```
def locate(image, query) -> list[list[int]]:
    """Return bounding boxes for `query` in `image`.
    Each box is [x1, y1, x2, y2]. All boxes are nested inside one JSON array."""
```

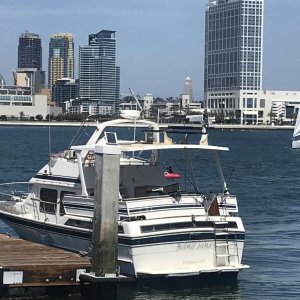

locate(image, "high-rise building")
[[18, 32, 45, 93], [18, 32, 42, 70], [204, 0, 264, 124], [52, 78, 79, 108], [79, 30, 120, 113], [48, 33, 74, 90]]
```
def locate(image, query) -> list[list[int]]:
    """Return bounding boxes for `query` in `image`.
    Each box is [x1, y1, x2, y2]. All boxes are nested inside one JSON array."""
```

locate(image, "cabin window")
[[65, 219, 92, 229], [59, 191, 76, 216], [39, 188, 58, 214], [140, 221, 238, 233], [118, 225, 124, 234]]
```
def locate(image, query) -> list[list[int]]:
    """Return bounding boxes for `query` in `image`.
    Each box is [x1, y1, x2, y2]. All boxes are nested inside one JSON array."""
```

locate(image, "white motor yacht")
[[0, 118, 249, 286]]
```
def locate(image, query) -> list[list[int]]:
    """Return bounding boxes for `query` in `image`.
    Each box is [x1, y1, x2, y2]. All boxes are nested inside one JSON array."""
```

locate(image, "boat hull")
[[136, 270, 239, 288], [0, 210, 247, 286], [292, 139, 300, 149]]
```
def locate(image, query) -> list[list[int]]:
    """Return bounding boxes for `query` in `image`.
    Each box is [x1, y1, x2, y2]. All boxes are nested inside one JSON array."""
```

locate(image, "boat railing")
[[0, 182, 31, 202]]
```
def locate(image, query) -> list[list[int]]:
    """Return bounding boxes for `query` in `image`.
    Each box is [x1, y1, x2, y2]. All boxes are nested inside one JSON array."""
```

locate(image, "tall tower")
[[204, 0, 264, 124], [182, 76, 193, 109], [48, 33, 74, 90], [183, 76, 193, 99], [18, 31, 42, 70], [79, 30, 120, 112], [17, 31, 45, 93]]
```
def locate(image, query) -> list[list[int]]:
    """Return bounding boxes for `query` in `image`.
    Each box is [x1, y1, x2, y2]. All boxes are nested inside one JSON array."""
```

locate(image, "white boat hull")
[[0, 210, 247, 281], [292, 139, 300, 149]]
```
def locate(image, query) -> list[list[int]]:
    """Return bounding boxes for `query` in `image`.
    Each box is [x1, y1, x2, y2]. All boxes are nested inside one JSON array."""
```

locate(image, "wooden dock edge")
[[0, 234, 90, 289]]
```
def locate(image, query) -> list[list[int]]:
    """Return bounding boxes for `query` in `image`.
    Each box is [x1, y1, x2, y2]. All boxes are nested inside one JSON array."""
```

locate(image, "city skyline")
[[0, 0, 299, 99]]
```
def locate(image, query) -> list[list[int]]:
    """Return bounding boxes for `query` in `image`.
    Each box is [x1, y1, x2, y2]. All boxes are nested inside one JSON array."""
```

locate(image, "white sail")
[[292, 111, 300, 148], [293, 111, 300, 138]]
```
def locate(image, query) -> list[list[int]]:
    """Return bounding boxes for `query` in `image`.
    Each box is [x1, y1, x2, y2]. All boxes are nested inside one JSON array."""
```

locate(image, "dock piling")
[[91, 144, 121, 277]]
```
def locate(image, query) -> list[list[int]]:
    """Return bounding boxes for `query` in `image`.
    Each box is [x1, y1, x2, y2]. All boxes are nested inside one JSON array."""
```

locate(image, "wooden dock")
[[0, 234, 91, 288]]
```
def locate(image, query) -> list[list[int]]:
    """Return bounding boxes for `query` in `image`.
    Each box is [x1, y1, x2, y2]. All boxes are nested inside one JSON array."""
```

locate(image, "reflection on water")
[[116, 283, 242, 300]]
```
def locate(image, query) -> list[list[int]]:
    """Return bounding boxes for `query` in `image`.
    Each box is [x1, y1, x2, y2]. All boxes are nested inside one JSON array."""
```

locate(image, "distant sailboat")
[[292, 111, 300, 149]]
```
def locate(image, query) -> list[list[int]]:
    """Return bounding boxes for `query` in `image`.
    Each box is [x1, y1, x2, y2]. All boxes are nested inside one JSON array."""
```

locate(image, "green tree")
[[215, 112, 225, 124], [35, 114, 43, 121], [267, 111, 276, 124], [19, 111, 25, 121]]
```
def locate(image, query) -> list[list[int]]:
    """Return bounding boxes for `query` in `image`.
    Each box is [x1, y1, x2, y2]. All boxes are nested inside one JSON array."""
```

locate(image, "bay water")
[[0, 125, 298, 299]]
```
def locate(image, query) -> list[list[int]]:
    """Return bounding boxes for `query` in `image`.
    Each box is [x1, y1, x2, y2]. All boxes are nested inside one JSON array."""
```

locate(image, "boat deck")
[[0, 234, 90, 287]]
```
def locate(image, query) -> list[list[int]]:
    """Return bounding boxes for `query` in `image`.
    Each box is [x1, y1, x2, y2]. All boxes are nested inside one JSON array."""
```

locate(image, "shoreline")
[[0, 121, 294, 131]]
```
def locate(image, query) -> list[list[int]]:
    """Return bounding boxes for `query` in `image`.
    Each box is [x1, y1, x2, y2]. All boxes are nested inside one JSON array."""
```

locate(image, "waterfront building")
[[204, 0, 264, 124], [79, 30, 120, 113], [13, 68, 45, 94], [18, 32, 45, 93], [258, 90, 300, 124], [48, 33, 74, 90], [0, 86, 61, 119], [52, 78, 78, 108], [143, 94, 154, 118], [65, 98, 112, 115]]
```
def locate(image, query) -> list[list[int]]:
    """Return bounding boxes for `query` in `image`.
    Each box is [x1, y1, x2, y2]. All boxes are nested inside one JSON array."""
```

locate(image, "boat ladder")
[[214, 221, 239, 267], [32, 198, 40, 220]]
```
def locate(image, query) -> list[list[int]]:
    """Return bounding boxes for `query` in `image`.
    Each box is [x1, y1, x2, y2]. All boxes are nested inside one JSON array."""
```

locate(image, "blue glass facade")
[[18, 32, 42, 70], [204, 0, 263, 92], [79, 30, 120, 113]]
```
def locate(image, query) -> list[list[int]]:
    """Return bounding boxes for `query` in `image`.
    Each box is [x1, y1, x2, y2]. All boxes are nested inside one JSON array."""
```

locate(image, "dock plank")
[[0, 234, 91, 287]]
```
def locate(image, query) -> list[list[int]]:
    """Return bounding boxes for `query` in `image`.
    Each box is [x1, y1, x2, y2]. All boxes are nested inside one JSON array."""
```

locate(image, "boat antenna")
[[226, 167, 235, 190], [129, 88, 143, 111], [130, 88, 145, 119], [184, 148, 199, 192], [68, 114, 94, 149], [47, 112, 52, 174]]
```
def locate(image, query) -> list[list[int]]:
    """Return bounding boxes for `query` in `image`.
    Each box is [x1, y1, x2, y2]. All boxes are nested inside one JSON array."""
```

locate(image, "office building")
[[18, 32, 45, 93], [204, 0, 264, 124], [18, 32, 42, 70], [52, 78, 79, 108], [79, 30, 120, 113], [48, 33, 74, 90]]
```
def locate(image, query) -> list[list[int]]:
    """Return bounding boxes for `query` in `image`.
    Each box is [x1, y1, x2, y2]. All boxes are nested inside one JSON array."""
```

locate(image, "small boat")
[[292, 110, 300, 149], [164, 171, 181, 179]]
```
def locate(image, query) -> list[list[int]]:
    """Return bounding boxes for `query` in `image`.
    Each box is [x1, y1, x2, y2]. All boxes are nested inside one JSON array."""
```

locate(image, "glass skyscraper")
[[18, 32, 42, 70], [204, 0, 264, 124], [79, 30, 120, 113], [48, 33, 74, 90], [17, 31, 45, 93]]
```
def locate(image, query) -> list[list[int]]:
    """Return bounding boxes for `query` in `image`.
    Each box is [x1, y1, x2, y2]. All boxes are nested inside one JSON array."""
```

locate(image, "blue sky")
[[0, 0, 299, 100]]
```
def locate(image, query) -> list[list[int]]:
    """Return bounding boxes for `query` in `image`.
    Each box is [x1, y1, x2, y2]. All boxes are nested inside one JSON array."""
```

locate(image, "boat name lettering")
[[177, 242, 212, 251]]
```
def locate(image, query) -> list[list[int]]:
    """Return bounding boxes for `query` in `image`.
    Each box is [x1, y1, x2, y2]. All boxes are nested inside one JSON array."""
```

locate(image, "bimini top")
[[70, 118, 229, 153]]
